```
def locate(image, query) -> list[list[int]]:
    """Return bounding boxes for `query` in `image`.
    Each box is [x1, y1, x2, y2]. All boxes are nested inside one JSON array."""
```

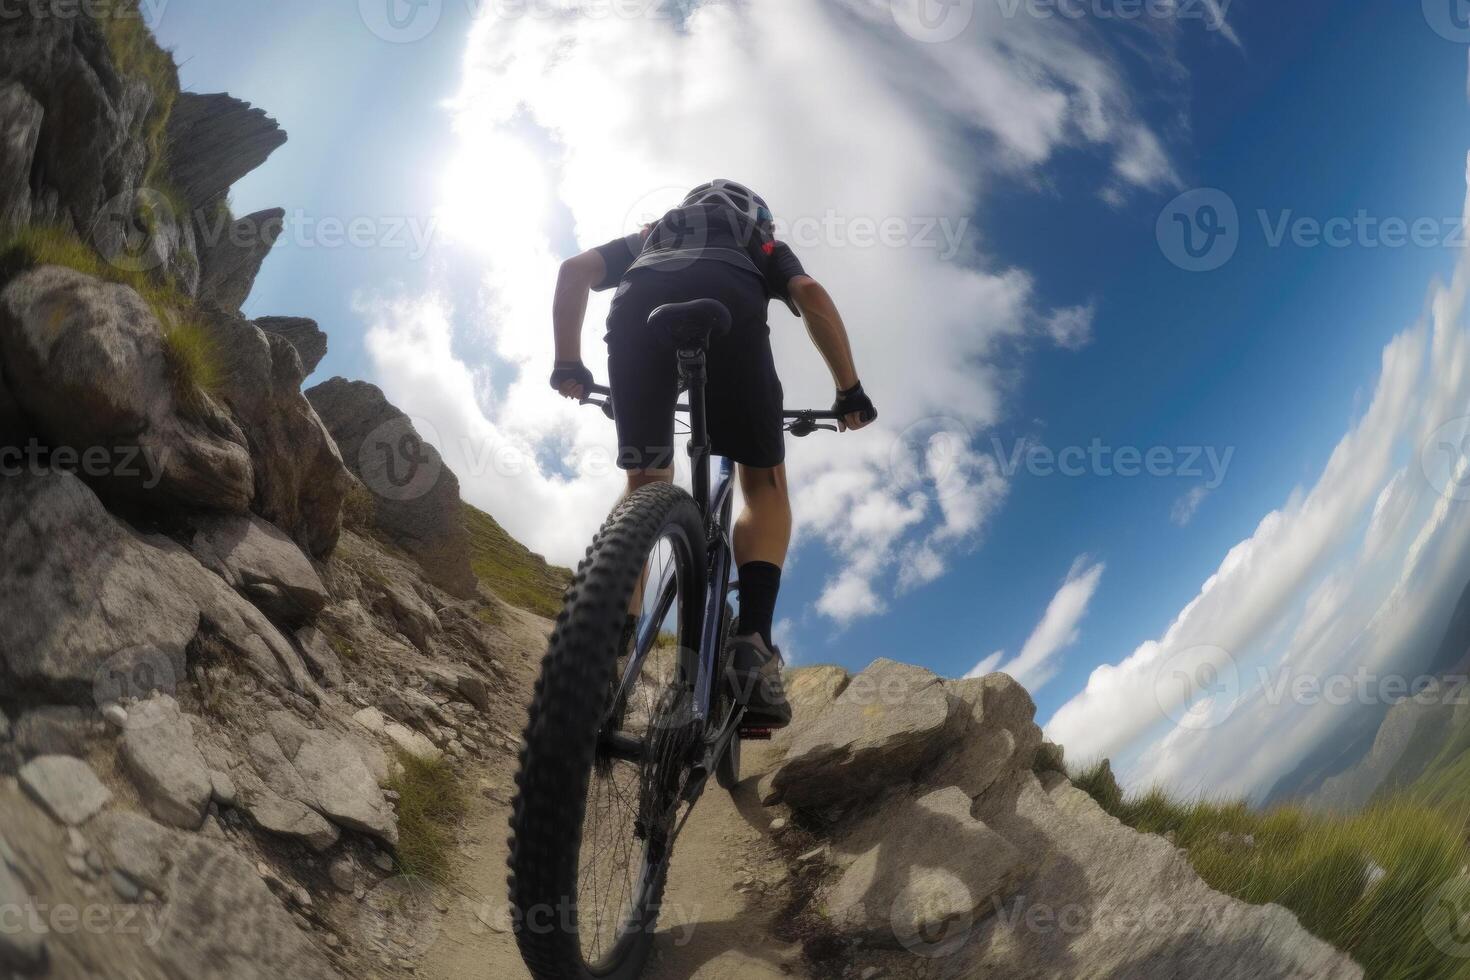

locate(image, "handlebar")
[[578, 384, 844, 436]]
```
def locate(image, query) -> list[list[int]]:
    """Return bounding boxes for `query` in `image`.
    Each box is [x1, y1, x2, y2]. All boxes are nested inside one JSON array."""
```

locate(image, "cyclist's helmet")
[[682, 179, 774, 234]]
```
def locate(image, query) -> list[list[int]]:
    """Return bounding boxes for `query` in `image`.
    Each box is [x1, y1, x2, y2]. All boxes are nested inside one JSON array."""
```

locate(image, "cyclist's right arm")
[[551, 230, 649, 400]]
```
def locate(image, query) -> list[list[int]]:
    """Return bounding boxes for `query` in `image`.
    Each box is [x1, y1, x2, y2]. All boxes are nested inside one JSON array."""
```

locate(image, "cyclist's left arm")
[[550, 230, 647, 400]]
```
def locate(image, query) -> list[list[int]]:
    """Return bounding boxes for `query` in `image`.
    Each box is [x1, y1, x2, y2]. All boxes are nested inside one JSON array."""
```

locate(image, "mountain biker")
[[548, 179, 876, 729]]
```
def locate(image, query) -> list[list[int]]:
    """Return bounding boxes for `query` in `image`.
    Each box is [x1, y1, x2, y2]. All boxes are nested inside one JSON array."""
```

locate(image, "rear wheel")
[[508, 483, 706, 980]]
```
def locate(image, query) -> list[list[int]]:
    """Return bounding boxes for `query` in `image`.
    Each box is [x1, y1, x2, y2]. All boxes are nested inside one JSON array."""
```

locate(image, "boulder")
[[0, 80, 42, 233], [258, 316, 327, 374], [0, 470, 316, 698], [234, 770, 340, 852], [384, 722, 441, 763], [18, 756, 111, 826], [201, 310, 349, 557], [96, 811, 343, 979], [11, 707, 88, 759], [825, 787, 1026, 950], [165, 93, 287, 211], [923, 673, 1042, 801], [307, 378, 478, 598], [0, 266, 255, 512], [766, 659, 962, 810], [296, 626, 346, 688], [244, 711, 397, 844], [188, 514, 328, 625], [194, 207, 285, 311], [119, 695, 213, 829]]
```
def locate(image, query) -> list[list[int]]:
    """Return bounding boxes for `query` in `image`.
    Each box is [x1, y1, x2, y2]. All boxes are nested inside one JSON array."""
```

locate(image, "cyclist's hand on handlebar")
[[550, 360, 596, 401], [833, 381, 877, 432]]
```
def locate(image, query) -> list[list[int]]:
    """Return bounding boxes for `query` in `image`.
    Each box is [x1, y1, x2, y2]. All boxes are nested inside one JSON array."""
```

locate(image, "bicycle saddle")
[[648, 298, 732, 350]]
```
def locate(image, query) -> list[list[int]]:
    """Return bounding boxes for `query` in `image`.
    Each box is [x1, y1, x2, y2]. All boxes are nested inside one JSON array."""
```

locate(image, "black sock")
[[738, 562, 782, 647]]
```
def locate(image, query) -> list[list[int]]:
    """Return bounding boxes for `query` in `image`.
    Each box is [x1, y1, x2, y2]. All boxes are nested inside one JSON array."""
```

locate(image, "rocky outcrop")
[[0, 266, 256, 512], [308, 378, 478, 598], [165, 92, 287, 210], [196, 206, 286, 311], [18, 756, 112, 827], [259, 315, 328, 374], [0, 81, 42, 231], [0, 471, 316, 697], [201, 309, 351, 557], [760, 659, 1363, 979], [119, 695, 213, 830], [189, 514, 329, 625]]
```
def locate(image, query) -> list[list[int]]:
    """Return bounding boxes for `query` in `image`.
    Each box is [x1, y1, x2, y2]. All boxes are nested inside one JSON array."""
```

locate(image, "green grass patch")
[[386, 750, 469, 883], [1070, 760, 1470, 978], [342, 478, 378, 531], [95, 0, 181, 190], [1, 224, 223, 407], [463, 502, 573, 618]]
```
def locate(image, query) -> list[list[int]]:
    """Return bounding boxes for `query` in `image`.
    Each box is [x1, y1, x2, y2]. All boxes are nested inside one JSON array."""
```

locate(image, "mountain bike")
[[508, 298, 841, 980]]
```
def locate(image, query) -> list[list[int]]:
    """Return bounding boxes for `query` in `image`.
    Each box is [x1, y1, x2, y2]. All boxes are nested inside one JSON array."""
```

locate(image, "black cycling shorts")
[[605, 261, 785, 471]]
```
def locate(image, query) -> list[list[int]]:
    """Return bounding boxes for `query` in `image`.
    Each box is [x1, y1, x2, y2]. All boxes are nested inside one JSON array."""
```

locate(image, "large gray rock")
[[11, 706, 88, 759], [0, 470, 317, 698], [96, 811, 342, 979], [245, 711, 397, 844], [119, 695, 213, 829], [195, 207, 285, 311], [258, 316, 327, 374], [18, 756, 111, 826], [307, 378, 478, 598], [766, 659, 962, 810], [165, 93, 287, 210], [296, 626, 346, 688], [0, 266, 255, 512], [924, 672, 1042, 801], [825, 787, 1026, 949], [233, 768, 340, 852], [0, 80, 42, 233], [202, 310, 350, 557], [952, 772, 1363, 979], [189, 514, 328, 625]]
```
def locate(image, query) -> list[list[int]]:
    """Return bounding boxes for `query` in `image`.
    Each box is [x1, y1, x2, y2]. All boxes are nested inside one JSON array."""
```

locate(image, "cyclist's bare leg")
[[734, 464, 791, 570]]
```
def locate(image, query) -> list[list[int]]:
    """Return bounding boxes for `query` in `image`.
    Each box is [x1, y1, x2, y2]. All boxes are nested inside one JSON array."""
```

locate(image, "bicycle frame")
[[584, 347, 841, 787]]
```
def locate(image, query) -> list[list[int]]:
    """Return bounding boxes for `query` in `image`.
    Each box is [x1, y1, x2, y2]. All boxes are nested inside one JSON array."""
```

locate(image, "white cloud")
[[357, 0, 1214, 619], [971, 557, 1106, 689], [1044, 154, 1470, 798], [1171, 486, 1210, 526]]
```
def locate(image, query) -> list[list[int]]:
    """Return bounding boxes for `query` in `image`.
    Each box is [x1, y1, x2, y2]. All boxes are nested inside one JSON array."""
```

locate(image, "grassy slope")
[[1072, 762, 1470, 979], [461, 502, 572, 619]]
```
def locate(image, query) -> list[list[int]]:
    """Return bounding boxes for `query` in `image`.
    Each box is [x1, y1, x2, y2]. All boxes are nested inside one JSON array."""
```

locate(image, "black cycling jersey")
[[592, 203, 807, 316]]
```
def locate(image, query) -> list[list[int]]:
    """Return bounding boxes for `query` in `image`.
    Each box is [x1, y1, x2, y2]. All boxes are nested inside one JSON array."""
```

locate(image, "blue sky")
[[157, 0, 1470, 797]]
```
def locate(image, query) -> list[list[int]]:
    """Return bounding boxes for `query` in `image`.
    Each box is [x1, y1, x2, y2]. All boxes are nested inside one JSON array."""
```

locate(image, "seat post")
[[678, 348, 712, 516]]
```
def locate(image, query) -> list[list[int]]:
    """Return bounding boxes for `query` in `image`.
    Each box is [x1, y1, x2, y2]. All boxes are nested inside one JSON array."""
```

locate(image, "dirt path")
[[421, 743, 805, 980]]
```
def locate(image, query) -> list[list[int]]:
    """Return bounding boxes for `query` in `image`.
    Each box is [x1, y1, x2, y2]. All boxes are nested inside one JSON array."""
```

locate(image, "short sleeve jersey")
[[591, 203, 807, 316]]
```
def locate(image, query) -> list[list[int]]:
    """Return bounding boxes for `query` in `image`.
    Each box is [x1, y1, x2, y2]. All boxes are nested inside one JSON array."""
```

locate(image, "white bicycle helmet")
[[682, 179, 774, 232]]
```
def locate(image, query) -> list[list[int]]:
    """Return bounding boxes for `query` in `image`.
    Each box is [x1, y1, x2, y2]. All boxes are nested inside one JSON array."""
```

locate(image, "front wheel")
[[508, 483, 706, 980]]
